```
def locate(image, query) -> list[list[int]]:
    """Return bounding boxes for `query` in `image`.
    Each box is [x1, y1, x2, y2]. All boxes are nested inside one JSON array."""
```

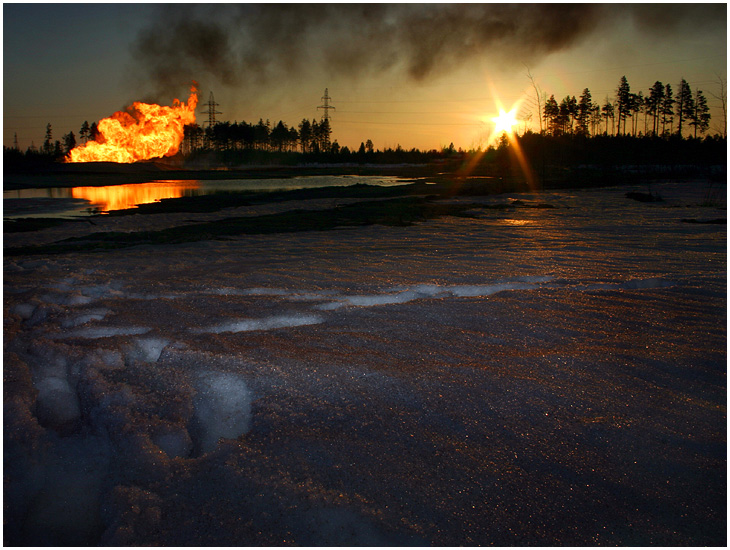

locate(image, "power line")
[[337, 120, 484, 126]]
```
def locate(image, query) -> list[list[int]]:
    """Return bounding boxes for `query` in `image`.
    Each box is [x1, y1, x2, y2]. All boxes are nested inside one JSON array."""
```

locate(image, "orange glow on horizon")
[[66, 85, 198, 164], [71, 181, 201, 212]]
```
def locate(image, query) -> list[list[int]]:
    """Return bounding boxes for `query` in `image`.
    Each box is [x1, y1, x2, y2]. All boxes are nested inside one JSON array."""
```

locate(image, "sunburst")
[[492, 108, 519, 135]]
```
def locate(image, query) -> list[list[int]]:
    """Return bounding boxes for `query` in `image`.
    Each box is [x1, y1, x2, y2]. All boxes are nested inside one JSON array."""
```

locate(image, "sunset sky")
[[4, 3, 727, 152]]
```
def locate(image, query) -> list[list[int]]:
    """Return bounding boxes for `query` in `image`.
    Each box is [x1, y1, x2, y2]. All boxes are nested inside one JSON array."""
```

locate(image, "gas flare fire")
[[66, 85, 198, 163]]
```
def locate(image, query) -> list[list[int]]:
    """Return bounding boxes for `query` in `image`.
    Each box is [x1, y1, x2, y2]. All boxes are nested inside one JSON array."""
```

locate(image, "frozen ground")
[[3, 181, 726, 545]]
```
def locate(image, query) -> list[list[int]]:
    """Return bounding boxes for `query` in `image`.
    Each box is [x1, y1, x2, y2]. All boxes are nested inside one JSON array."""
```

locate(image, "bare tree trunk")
[[708, 74, 727, 138], [526, 67, 543, 134]]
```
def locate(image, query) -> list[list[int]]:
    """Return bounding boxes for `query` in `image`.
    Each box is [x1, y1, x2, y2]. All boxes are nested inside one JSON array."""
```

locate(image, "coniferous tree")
[[543, 95, 559, 134], [616, 76, 631, 135], [254, 119, 270, 150], [270, 120, 289, 152], [630, 92, 643, 136], [89, 122, 101, 142], [319, 118, 332, 150], [676, 79, 694, 137], [590, 104, 602, 135], [62, 131, 76, 154], [298, 119, 312, 153], [647, 81, 665, 135], [660, 83, 674, 136], [42, 123, 53, 154], [79, 121, 90, 143], [690, 89, 711, 137], [602, 98, 615, 135], [557, 97, 571, 134], [577, 88, 592, 135], [288, 127, 299, 152]]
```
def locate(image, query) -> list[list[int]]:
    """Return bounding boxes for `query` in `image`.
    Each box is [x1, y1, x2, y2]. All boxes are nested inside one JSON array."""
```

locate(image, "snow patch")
[[11, 303, 37, 320], [448, 282, 536, 297], [41, 292, 95, 306], [60, 308, 111, 328], [190, 372, 254, 455], [318, 279, 554, 309], [56, 326, 151, 339], [34, 376, 81, 434], [201, 314, 324, 334], [124, 337, 170, 364]]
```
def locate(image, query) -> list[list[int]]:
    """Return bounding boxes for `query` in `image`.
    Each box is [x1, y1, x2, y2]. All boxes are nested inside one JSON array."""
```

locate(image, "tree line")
[[182, 117, 335, 154], [4, 73, 725, 168], [539, 75, 715, 138]]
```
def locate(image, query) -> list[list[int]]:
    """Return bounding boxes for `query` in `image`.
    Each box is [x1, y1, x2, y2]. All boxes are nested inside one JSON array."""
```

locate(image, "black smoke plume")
[[131, 3, 726, 99]]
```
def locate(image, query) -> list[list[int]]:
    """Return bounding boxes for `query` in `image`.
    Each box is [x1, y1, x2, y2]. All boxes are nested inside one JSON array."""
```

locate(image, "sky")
[[3, 3, 727, 152]]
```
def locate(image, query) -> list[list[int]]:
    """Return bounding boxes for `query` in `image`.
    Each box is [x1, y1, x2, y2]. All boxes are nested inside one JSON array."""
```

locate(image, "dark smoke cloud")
[[131, 3, 725, 99]]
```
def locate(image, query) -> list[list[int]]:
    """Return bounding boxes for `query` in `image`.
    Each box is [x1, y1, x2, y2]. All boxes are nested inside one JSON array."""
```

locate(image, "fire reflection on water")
[[71, 180, 201, 213]]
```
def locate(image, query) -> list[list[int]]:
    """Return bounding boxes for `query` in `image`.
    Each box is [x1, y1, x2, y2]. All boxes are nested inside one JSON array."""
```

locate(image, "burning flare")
[[66, 85, 198, 163]]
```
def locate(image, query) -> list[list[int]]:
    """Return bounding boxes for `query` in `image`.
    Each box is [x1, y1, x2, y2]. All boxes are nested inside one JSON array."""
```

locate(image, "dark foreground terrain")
[[3, 179, 726, 545]]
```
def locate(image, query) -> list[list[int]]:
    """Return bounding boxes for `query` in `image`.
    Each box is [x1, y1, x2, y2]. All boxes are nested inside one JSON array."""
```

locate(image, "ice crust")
[[56, 326, 151, 339], [201, 314, 324, 334], [4, 181, 724, 546], [124, 337, 169, 363], [190, 372, 254, 455]]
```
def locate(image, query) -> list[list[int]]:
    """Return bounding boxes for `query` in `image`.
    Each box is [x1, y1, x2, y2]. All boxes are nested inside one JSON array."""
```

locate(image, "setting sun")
[[492, 108, 518, 135]]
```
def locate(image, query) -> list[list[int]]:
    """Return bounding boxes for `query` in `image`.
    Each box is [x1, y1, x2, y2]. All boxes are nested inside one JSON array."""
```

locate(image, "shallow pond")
[[3, 175, 411, 218]]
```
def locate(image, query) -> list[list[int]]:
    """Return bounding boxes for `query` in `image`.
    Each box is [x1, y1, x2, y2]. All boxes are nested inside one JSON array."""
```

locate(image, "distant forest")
[[5, 75, 727, 181]]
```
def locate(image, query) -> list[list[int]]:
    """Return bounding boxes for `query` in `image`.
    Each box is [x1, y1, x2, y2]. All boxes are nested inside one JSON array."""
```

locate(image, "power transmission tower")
[[317, 88, 335, 149], [13, 132, 18, 150], [201, 91, 221, 149], [202, 92, 221, 127]]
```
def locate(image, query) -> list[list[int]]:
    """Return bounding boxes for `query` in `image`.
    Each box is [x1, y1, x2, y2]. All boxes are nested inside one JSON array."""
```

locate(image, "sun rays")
[[492, 107, 519, 135]]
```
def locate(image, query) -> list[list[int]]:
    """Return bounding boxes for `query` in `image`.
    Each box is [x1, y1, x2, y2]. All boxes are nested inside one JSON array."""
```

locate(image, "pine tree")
[[616, 76, 631, 135], [42, 123, 53, 154], [577, 89, 592, 135], [89, 122, 101, 142], [62, 131, 76, 154], [647, 81, 665, 135], [676, 79, 694, 137], [660, 84, 674, 136], [630, 92, 643, 136], [557, 97, 572, 134], [590, 104, 602, 136], [298, 119, 312, 153], [691, 89, 711, 137], [543, 95, 559, 134], [602, 98, 615, 136], [79, 121, 90, 143]]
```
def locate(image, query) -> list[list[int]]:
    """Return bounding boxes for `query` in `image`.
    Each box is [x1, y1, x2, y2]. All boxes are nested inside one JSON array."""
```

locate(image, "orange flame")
[[66, 85, 198, 163]]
